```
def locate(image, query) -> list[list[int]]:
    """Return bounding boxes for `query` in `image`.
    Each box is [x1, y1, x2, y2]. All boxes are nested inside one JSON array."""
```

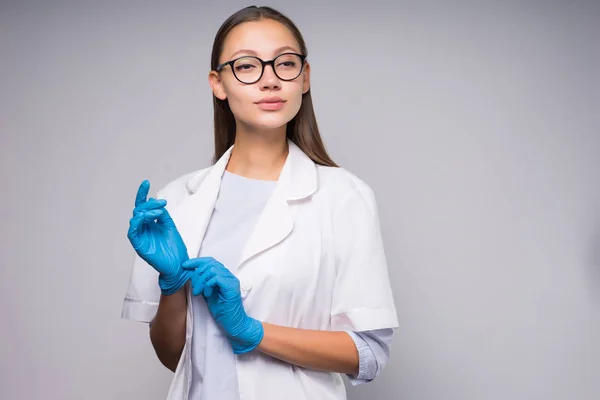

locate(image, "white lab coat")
[[122, 140, 399, 400]]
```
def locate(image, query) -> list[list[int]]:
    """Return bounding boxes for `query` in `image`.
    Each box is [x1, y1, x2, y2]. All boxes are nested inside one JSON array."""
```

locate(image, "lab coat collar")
[[184, 139, 318, 201], [176, 138, 318, 271]]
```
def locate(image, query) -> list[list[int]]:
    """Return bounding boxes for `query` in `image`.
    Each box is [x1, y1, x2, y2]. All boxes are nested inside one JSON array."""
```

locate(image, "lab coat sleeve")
[[121, 253, 160, 323], [330, 185, 399, 332]]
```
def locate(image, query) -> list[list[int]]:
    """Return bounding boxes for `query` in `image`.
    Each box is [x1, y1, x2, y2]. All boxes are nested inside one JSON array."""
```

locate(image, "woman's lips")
[[256, 101, 285, 111], [255, 97, 286, 111]]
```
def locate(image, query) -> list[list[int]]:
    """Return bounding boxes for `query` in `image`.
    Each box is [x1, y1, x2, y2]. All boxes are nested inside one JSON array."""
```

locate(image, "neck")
[[225, 124, 289, 181]]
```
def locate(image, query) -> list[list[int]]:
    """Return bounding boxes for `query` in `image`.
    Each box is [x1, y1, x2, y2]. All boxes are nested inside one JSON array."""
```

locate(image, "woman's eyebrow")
[[228, 46, 300, 60]]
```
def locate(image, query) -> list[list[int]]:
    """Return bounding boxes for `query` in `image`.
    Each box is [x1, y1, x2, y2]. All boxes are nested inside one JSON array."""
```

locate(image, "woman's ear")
[[302, 62, 311, 94], [208, 71, 227, 100]]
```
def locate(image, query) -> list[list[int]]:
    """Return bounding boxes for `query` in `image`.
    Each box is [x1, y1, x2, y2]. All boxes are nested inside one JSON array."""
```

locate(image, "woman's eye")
[[277, 61, 296, 68], [235, 64, 256, 71]]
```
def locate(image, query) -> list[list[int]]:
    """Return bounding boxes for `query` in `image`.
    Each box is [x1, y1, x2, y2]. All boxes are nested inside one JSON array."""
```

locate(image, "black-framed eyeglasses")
[[216, 52, 307, 84]]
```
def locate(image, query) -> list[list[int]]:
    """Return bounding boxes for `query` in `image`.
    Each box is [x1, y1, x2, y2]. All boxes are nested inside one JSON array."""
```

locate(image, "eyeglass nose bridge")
[[258, 58, 278, 80]]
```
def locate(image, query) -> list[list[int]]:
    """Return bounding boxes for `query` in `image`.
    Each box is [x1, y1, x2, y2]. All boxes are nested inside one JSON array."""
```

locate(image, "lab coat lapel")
[[237, 187, 293, 268], [170, 148, 233, 259], [237, 141, 318, 269]]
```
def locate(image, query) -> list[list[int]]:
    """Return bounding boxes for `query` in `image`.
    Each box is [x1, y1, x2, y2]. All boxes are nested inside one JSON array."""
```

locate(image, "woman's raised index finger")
[[135, 180, 150, 207]]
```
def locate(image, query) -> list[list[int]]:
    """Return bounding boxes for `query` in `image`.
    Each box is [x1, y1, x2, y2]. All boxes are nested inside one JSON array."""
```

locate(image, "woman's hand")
[[182, 257, 264, 354], [127, 180, 192, 295]]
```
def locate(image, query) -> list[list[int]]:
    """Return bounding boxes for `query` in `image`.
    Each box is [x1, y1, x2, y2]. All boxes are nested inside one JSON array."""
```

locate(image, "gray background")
[[1, 1, 599, 399]]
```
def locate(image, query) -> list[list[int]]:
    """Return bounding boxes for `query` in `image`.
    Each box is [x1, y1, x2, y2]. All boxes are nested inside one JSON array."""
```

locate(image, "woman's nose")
[[259, 64, 281, 90]]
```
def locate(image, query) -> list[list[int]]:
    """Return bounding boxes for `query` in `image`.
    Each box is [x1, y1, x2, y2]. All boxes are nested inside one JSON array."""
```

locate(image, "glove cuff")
[[159, 269, 193, 296], [231, 318, 264, 355]]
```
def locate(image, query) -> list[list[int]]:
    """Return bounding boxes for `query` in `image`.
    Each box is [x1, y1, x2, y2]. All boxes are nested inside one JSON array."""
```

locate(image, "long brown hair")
[[210, 6, 338, 167]]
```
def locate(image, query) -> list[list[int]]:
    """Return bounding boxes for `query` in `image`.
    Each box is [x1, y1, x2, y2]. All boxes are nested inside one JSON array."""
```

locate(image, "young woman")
[[123, 6, 398, 400]]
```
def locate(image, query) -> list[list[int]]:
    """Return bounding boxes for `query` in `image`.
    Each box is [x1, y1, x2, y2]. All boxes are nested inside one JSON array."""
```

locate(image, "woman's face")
[[209, 19, 310, 132]]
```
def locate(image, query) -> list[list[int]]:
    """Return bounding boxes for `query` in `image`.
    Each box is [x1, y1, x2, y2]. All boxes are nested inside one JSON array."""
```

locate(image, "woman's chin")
[[248, 114, 294, 131]]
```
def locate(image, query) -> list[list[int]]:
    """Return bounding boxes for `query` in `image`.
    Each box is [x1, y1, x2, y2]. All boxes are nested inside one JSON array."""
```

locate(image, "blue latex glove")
[[182, 257, 264, 354], [127, 180, 193, 295]]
